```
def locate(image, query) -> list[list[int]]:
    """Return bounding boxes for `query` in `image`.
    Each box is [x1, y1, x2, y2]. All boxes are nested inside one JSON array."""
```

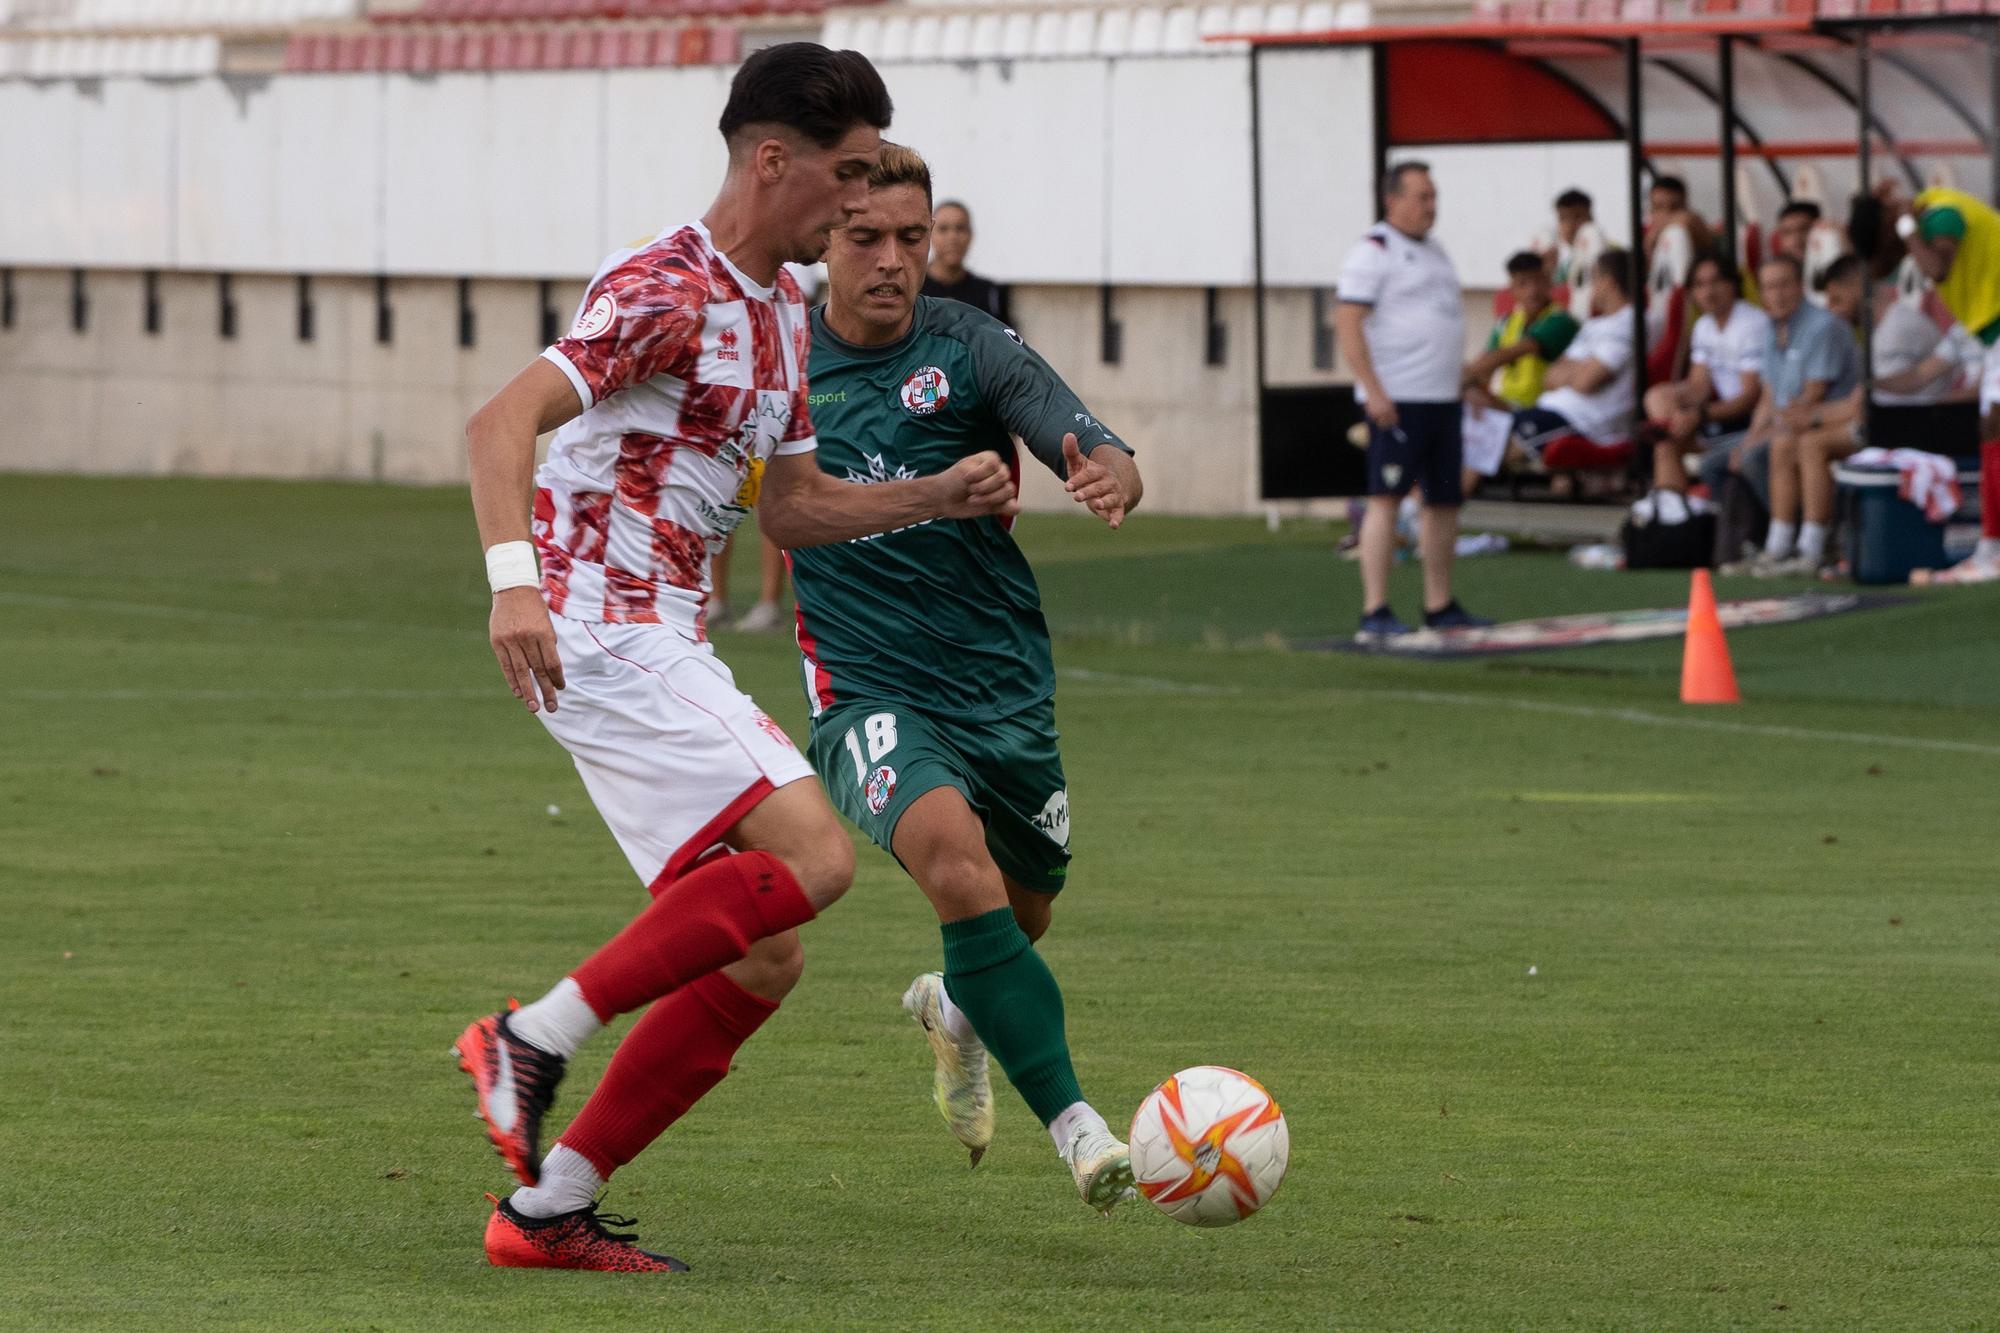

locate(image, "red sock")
[[1981, 441, 1999, 541], [558, 970, 780, 1176], [571, 850, 813, 1020]]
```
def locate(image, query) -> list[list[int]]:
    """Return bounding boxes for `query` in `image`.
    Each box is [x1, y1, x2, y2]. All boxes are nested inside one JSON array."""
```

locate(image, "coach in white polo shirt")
[[1336, 161, 1490, 641]]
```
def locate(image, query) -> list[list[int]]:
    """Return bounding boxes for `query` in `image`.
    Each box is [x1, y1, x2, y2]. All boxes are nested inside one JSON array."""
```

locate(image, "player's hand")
[[938, 450, 1020, 521], [1669, 407, 1700, 437], [490, 586, 565, 714], [1062, 434, 1132, 530], [1365, 397, 1400, 430]]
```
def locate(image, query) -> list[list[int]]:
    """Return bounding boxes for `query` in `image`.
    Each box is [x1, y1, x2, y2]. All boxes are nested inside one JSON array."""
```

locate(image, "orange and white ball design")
[[1130, 1065, 1289, 1227]]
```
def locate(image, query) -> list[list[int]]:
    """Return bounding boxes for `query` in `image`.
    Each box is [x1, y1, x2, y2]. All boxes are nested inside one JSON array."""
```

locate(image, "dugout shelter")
[[1243, 0, 2000, 499]]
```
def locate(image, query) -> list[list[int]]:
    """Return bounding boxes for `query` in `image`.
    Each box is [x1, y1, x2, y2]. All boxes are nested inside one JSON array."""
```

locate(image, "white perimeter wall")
[[0, 51, 1379, 284]]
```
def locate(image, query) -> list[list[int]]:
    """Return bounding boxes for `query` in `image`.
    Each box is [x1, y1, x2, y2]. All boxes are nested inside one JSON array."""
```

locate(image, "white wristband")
[[485, 540, 539, 594]]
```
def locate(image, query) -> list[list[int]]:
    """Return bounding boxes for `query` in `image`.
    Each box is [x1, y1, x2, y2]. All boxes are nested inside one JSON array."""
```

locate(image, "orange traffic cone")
[[1680, 569, 1741, 705]]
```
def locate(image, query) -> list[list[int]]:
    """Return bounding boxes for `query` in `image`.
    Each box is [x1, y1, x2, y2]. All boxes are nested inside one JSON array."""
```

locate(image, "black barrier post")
[[1719, 34, 1737, 265], [1626, 38, 1649, 402]]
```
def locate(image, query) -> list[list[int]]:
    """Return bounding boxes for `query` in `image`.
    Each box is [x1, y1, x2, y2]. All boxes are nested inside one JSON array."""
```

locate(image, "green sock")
[[940, 907, 1085, 1127]]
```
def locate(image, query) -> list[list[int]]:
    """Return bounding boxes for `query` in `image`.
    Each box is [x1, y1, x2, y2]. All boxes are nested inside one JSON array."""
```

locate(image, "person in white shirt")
[[1512, 250, 1639, 460], [1334, 162, 1489, 641], [1547, 188, 1607, 324], [1648, 254, 1770, 493]]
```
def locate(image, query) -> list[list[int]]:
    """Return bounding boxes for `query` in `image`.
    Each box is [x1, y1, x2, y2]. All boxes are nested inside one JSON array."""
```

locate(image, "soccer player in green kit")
[[789, 145, 1145, 1212]]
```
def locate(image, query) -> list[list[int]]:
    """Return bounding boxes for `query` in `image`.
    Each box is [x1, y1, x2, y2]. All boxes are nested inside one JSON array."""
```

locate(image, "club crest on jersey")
[[571, 292, 618, 340], [717, 327, 740, 362], [1034, 789, 1070, 849], [865, 765, 898, 815], [899, 366, 950, 417]]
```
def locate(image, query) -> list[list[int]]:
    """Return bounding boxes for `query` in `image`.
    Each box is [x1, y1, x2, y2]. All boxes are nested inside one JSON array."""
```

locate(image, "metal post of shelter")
[[1856, 25, 1874, 397], [1249, 44, 1268, 439], [1988, 23, 2000, 207], [1718, 34, 1737, 265], [1625, 37, 1649, 401]]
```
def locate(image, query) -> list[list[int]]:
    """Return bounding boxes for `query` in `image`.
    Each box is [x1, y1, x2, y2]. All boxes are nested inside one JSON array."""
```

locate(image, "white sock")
[[1798, 521, 1829, 563], [1048, 1101, 1107, 1153], [507, 1144, 603, 1219], [1763, 520, 1798, 559], [507, 977, 602, 1061], [1975, 536, 2000, 563], [935, 983, 980, 1047]]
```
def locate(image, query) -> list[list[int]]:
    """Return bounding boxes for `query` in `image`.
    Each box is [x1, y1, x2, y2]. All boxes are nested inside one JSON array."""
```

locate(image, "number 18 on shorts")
[[807, 700, 1075, 895]]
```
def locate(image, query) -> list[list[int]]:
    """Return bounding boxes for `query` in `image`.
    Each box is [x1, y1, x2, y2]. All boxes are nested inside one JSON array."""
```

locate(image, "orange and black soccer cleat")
[[453, 1004, 566, 1185], [483, 1195, 690, 1273]]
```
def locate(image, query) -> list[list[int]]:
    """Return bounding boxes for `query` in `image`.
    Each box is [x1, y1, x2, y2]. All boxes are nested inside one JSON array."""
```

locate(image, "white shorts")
[[537, 616, 816, 889], [1980, 338, 2000, 419]]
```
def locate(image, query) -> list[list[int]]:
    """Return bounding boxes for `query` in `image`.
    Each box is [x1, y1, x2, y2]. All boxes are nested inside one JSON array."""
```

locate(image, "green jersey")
[[791, 296, 1128, 723]]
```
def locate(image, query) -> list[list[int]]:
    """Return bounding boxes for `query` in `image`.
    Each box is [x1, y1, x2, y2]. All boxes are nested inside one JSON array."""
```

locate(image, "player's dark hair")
[[1690, 254, 1739, 289], [1779, 200, 1822, 224], [935, 198, 971, 223], [1652, 174, 1688, 201], [1594, 248, 1635, 299], [1384, 160, 1430, 199], [1505, 250, 1545, 277], [1818, 252, 1864, 291], [1759, 252, 1805, 283], [1555, 188, 1592, 212], [718, 43, 892, 149]]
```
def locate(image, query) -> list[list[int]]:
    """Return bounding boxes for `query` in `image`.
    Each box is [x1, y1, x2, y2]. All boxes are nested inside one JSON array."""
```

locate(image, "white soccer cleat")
[[1060, 1123, 1136, 1217], [733, 601, 783, 632], [901, 972, 994, 1167]]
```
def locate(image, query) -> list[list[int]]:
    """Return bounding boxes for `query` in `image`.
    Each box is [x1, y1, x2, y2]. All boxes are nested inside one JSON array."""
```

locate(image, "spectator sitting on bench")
[[1648, 254, 1770, 496], [1702, 254, 1862, 530], [1511, 249, 1638, 468], [1753, 258, 1978, 575], [1772, 199, 1821, 262], [1467, 252, 1581, 414]]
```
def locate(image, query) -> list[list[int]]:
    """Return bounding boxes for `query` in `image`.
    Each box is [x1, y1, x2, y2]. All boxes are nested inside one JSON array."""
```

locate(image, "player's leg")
[[1763, 430, 1802, 561], [1358, 414, 1411, 636], [1795, 427, 1859, 567], [458, 625, 837, 1189], [893, 787, 1132, 1211], [1416, 404, 1487, 628]]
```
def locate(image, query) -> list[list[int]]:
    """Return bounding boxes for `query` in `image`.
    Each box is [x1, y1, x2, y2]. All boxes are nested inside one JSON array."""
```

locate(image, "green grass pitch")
[[4, 474, 1998, 1330]]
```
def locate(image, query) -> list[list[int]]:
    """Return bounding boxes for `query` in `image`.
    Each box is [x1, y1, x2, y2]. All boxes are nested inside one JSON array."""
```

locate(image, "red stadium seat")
[[676, 23, 710, 62], [603, 26, 648, 65], [435, 30, 474, 69], [708, 21, 741, 60], [562, 28, 604, 67], [643, 24, 680, 63], [333, 33, 371, 71], [381, 32, 418, 69]]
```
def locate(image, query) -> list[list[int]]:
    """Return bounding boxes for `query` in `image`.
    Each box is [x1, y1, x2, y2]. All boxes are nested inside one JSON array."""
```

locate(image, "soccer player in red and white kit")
[[454, 44, 1020, 1273]]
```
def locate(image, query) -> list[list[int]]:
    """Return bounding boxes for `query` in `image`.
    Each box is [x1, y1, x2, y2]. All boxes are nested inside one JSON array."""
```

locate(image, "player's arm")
[[967, 319, 1143, 528], [1901, 208, 1960, 283], [1707, 367, 1760, 423], [758, 449, 1020, 549], [1334, 301, 1394, 428], [466, 357, 584, 715], [1462, 338, 1539, 385], [1543, 354, 1612, 393]]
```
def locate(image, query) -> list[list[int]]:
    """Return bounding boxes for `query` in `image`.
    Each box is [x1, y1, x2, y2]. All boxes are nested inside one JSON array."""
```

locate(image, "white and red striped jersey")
[[532, 220, 816, 635]]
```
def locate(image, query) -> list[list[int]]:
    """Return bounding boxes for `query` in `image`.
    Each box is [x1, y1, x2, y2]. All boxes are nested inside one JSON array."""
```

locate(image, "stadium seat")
[[673, 22, 707, 62], [1540, 433, 1633, 473], [1300, 0, 1335, 28], [1333, 0, 1367, 23], [1159, 5, 1196, 50], [845, 13, 880, 52], [1028, 10, 1063, 54], [1094, 7, 1132, 53], [876, 14, 909, 59], [906, 15, 940, 58], [936, 13, 971, 57], [1196, 4, 1238, 46], [819, 12, 856, 48], [966, 12, 1000, 56], [1264, 2, 1301, 32], [1228, 3, 1265, 35], [1059, 8, 1095, 53], [709, 22, 739, 62], [998, 11, 1031, 56]]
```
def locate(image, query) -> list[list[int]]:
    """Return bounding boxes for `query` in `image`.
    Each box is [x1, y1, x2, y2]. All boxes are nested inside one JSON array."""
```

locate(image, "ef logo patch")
[[899, 366, 950, 417]]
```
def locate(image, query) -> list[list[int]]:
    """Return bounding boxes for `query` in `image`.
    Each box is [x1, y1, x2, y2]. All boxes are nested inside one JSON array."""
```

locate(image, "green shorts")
[[808, 698, 1073, 893]]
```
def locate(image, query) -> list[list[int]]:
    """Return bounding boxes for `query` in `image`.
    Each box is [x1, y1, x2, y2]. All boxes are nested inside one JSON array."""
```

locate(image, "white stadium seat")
[[1094, 8, 1132, 55], [1229, 3, 1266, 35], [907, 15, 941, 58], [1265, 1, 1300, 31], [1159, 6, 1197, 52], [937, 14, 972, 57], [1029, 10, 1064, 55], [1060, 9, 1097, 55], [968, 12, 1003, 57], [820, 14, 857, 50], [876, 15, 911, 60], [1301, 1, 1336, 28], [1197, 4, 1240, 48], [845, 15, 882, 55], [998, 11, 1032, 57], [1334, 0, 1370, 26]]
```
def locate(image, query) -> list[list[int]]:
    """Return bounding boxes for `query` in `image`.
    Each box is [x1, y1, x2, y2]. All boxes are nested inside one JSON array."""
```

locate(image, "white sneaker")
[[1060, 1123, 1135, 1216], [1930, 554, 2000, 585], [900, 973, 994, 1167], [1755, 553, 1819, 578], [734, 601, 783, 633]]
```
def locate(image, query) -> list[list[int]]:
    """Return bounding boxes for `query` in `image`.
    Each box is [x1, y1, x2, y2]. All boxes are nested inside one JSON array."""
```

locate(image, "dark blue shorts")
[[1366, 400, 1464, 505]]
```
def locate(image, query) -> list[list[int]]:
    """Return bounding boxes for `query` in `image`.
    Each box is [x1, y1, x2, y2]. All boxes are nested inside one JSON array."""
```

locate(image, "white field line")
[[1056, 669, 2000, 759]]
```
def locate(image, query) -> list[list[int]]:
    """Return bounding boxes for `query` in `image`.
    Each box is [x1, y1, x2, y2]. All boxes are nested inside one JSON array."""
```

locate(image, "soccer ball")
[[1129, 1065, 1289, 1227]]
